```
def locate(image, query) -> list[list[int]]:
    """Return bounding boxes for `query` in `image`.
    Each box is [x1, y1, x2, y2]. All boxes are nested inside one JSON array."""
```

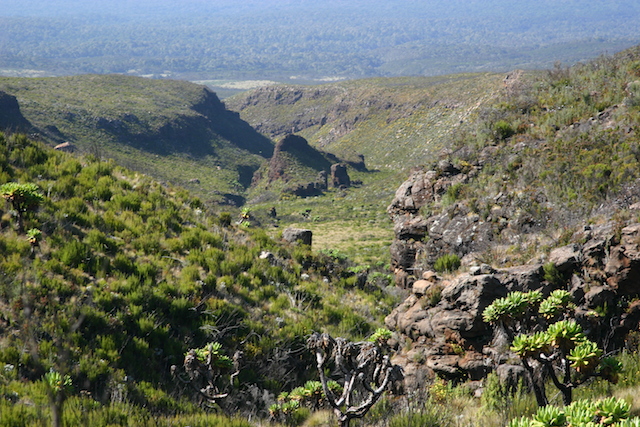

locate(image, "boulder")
[[549, 244, 582, 272], [426, 354, 461, 378], [412, 280, 432, 296], [282, 228, 312, 246], [54, 142, 77, 153]]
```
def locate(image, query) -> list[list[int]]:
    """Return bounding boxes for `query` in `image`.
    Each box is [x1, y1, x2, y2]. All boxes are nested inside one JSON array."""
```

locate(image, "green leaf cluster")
[[482, 291, 542, 324], [509, 397, 634, 427]]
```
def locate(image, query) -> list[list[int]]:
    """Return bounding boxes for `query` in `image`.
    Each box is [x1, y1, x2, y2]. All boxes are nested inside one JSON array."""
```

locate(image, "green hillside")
[[226, 73, 505, 171], [4, 45, 640, 426], [0, 75, 273, 203], [0, 134, 398, 425]]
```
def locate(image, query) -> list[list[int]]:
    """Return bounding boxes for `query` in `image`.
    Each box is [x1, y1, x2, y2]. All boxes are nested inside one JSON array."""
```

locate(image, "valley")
[[3, 39, 640, 426]]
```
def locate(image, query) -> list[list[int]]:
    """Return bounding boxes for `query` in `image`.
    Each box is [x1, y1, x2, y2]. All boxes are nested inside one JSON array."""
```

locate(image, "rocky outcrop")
[[0, 91, 31, 131], [330, 163, 350, 188], [386, 222, 640, 391], [387, 158, 556, 288], [267, 134, 333, 184], [261, 134, 357, 198], [387, 164, 486, 287]]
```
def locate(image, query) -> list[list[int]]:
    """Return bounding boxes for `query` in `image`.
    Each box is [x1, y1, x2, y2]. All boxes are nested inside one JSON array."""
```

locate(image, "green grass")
[[0, 132, 401, 426]]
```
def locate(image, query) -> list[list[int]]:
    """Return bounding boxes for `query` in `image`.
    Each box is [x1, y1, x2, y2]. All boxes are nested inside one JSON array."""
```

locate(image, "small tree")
[[306, 329, 403, 427], [0, 182, 44, 232], [484, 290, 622, 407], [43, 369, 73, 427], [171, 342, 241, 410]]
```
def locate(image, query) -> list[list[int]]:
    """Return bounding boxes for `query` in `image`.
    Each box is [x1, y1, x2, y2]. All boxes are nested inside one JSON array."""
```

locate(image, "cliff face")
[[386, 221, 640, 391], [0, 91, 31, 131], [387, 163, 494, 287]]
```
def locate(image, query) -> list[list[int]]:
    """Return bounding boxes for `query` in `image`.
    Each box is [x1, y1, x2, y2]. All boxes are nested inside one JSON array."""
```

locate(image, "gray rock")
[[282, 228, 312, 246], [549, 244, 582, 272]]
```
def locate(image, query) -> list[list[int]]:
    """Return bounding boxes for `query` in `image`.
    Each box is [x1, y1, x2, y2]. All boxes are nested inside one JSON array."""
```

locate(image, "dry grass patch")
[[287, 220, 393, 265]]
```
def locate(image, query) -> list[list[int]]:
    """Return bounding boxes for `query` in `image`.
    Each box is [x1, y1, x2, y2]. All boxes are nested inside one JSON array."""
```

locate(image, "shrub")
[[543, 262, 565, 286], [433, 254, 461, 273], [57, 240, 91, 269], [494, 120, 515, 140]]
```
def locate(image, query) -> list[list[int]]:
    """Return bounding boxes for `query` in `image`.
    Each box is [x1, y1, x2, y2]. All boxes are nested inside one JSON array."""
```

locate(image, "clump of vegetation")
[[508, 397, 636, 427], [0, 181, 44, 232], [484, 291, 622, 407], [433, 254, 461, 273]]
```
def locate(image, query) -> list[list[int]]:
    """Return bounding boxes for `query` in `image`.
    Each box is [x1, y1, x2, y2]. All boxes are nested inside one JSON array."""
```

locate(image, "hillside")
[[0, 75, 272, 204], [5, 43, 640, 426], [226, 73, 506, 171], [229, 46, 640, 273], [0, 133, 398, 425]]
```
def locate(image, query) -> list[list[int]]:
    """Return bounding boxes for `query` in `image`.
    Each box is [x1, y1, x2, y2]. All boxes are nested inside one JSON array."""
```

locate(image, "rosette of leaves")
[[546, 320, 585, 352], [483, 291, 542, 325], [539, 290, 574, 320], [511, 332, 551, 358], [193, 342, 233, 369], [564, 399, 596, 426], [567, 340, 602, 374], [508, 416, 533, 427], [269, 399, 301, 420], [0, 182, 45, 231], [593, 396, 630, 425], [44, 369, 73, 394], [531, 405, 566, 427], [0, 182, 44, 212], [368, 328, 392, 345], [512, 398, 638, 427], [26, 228, 42, 246]]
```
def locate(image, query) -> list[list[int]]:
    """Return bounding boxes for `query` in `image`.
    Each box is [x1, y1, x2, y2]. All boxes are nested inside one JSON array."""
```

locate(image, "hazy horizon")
[[2, 0, 640, 81]]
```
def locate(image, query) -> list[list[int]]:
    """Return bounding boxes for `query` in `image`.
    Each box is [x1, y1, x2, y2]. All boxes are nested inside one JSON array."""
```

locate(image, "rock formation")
[[330, 163, 351, 188], [386, 221, 640, 391], [282, 227, 313, 246], [0, 91, 31, 131]]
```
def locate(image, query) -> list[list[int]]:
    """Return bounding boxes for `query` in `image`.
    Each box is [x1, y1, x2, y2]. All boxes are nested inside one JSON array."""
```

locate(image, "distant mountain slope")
[[226, 73, 505, 171], [0, 75, 273, 202]]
